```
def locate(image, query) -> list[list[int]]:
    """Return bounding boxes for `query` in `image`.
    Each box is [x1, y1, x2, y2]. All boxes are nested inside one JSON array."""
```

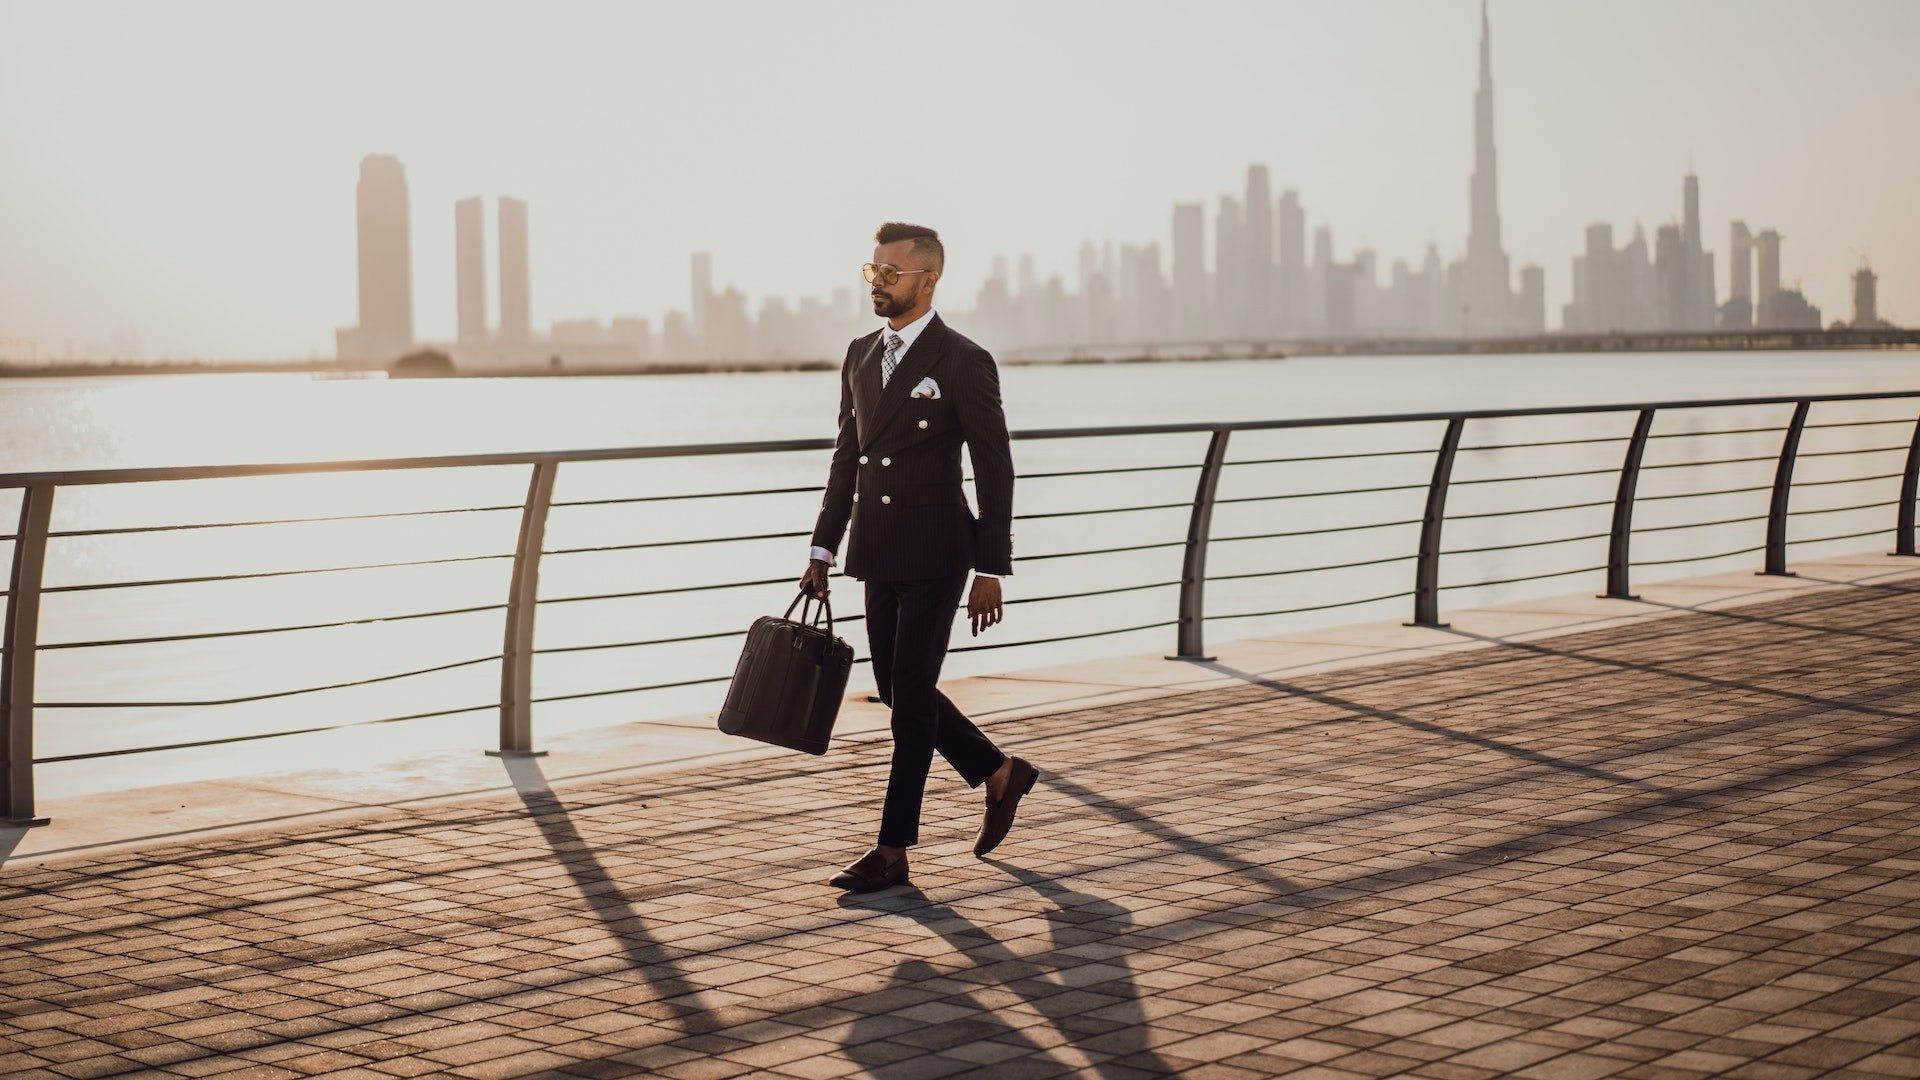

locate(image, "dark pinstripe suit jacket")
[[809, 313, 1014, 583]]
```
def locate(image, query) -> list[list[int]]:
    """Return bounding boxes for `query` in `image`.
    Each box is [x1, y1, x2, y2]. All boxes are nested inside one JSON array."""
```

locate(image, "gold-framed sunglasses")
[[863, 262, 934, 286]]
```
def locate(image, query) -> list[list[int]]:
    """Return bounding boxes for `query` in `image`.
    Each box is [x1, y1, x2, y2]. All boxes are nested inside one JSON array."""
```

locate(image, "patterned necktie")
[[880, 332, 903, 388]]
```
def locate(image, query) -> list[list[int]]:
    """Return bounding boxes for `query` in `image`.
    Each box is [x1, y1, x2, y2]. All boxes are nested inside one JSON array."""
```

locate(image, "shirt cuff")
[[808, 546, 836, 566], [974, 571, 1000, 578]]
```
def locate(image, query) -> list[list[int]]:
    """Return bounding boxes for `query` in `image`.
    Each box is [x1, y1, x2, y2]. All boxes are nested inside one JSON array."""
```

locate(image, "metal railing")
[[4, 389, 1918, 826]]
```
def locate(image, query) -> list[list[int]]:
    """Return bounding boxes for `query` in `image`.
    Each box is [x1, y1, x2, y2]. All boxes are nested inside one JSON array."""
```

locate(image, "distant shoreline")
[[4, 326, 1913, 380]]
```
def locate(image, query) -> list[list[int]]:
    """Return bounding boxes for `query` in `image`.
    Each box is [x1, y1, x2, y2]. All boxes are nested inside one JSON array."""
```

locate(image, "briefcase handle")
[[784, 586, 835, 635]]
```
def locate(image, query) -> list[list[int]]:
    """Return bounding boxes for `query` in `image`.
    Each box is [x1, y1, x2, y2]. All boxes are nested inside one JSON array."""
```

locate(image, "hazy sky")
[[2, 0, 1915, 360]]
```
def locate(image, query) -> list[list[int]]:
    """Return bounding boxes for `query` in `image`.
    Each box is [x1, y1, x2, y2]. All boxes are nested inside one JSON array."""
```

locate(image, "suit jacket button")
[[859, 454, 869, 464], [853, 492, 859, 503], [881, 457, 891, 466], [918, 419, 928, 429], [881, 494, 891, 504]]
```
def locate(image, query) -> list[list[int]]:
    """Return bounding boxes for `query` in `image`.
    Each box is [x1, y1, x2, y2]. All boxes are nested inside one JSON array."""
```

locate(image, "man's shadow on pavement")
[[837, 866, 1180, 1078]]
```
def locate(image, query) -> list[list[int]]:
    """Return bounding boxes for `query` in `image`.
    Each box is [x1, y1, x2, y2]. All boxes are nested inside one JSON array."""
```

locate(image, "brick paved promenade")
[[5, 577, 1920, 1079]]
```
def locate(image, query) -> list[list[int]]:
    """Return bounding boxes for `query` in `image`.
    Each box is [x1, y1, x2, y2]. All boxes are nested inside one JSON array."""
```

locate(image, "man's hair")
[[875, 222, 944, 270]]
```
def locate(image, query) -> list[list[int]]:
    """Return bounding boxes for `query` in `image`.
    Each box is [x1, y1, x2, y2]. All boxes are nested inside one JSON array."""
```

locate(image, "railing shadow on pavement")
[[498, 754, 716, 1034]]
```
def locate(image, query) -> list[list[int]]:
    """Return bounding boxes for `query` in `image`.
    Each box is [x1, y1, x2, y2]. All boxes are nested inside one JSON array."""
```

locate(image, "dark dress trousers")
[[809, 313, 1013, 846]]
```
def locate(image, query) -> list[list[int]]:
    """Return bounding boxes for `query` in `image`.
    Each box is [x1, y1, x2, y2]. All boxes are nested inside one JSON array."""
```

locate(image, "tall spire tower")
[[1463, 0, 1515, 335]]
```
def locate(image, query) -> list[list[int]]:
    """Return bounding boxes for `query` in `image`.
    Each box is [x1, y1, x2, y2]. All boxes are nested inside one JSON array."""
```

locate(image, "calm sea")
[[4, 349, 1918, 795]]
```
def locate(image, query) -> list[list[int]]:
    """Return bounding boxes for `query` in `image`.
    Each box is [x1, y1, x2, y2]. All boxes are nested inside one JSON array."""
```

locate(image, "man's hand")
[[801, 559, 831, 599], [968, 576, 1003, 636]]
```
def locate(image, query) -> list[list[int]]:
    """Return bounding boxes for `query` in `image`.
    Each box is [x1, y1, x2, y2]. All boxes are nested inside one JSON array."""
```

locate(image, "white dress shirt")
[[809, 308, 1000, 578]]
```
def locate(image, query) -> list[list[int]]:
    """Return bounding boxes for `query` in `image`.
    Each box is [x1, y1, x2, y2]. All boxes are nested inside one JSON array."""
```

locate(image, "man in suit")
[[800, 222, 1040, 894]]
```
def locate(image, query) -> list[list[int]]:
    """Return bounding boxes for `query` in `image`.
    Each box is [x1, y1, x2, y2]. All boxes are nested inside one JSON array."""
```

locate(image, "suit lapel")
[[866, 312, 950, 445], [851, 330, 886, 446]]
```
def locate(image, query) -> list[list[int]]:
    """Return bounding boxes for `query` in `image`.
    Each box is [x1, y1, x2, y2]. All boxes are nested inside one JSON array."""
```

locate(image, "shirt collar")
[[882, 307, 936, 355]]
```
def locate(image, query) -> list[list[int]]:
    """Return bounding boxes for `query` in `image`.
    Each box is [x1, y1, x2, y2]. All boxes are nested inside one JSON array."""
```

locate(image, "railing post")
[[492, 462, 556, 758], [1409, 417, 1465, 628], [1168, 428, 1230, 662], [1761, 401, 1810, 577], [1894, 412, 1919, 557], [1603, 409, 1656, 600], [2, 485, 55, 827]]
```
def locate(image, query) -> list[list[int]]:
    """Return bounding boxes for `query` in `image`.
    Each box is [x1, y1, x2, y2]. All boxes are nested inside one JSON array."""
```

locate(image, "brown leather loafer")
[[828, 847, 909, 893], [973, 756, 1039, 857]]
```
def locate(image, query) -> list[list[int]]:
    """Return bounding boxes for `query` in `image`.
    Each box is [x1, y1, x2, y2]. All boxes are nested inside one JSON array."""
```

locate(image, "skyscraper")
[[691, 252, 714, 348], [1244, 165, 1274, 337], [1213, 195, 1244, 336], [1756, 229, 1782, 328], [1851, 263, 1886, 329], [1679, 173, 1716, 329], [1568, 223, 1628, 333], [1517, 264, 1546, 334], [1462, 0, 1517, 336], [1171, 202, 1207, 338], [1724, 220, 1753, 329], [1277, 190, 1305, 334], [345, 154, 414, 361], [454, 196, 487, 344], [1655, 224, 1685, 330], [1309, 225, 1333, 334], [498, 197, 531, 343]]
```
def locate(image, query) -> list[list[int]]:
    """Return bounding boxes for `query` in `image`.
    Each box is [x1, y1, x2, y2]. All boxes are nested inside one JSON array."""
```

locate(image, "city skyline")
[[2, 0, 1915, 361], [331, 3, 1876, 367]]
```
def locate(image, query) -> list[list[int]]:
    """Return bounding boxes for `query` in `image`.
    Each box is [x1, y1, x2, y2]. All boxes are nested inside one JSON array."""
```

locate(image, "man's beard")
[[871, 291, 911, 319]]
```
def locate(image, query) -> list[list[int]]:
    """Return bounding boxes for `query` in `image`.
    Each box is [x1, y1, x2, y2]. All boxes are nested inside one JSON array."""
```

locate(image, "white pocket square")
[[909, 377, 941, 399]]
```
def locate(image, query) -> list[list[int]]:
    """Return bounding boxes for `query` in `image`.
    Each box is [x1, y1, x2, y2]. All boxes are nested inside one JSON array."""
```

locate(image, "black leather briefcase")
[[716, 587, 855, 756]]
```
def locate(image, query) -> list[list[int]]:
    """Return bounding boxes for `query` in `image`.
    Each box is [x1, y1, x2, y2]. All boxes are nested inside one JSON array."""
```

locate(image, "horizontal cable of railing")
[[941, 618, 1182, 654], [534, 626, 768, 655], [1805, 417, 1915, 430], [1012, 539, 1189, 561], [1442, 564, 1609, 591], [36, 654, 503, 709], [1789, 525, 1898, 547], [1456, 434, 1630, 452], [1641, 454, 1781, 470], [1218, 481, 1430, 502], [35, 702, 500, 764], [544, 530, 807, 556], [1634, 542, 1768, 567], [1788, 498, 1899, 518], [1441, 531, 1612, 557], [1205, 553, 1414, 582], [1014, 500, 1192, 520], [1799, 444, 1912, 459], [1637, 483, 1774, 501], [1211, 517, 1425, 543], [1797, 471, 1905, 487], [1633, 512, 1772, 534], [45, 503, 525, 539], [1451, 465, 1621, 485], [40, 552, 515, 594], [1209, 589, 1417, 622], [1448, 498, 1615, 520], [39, 601, 510, 650], [1013, 462, 1200, 480], [1225, 447, 1437, 466], [1647, 424, 1786, 439]]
